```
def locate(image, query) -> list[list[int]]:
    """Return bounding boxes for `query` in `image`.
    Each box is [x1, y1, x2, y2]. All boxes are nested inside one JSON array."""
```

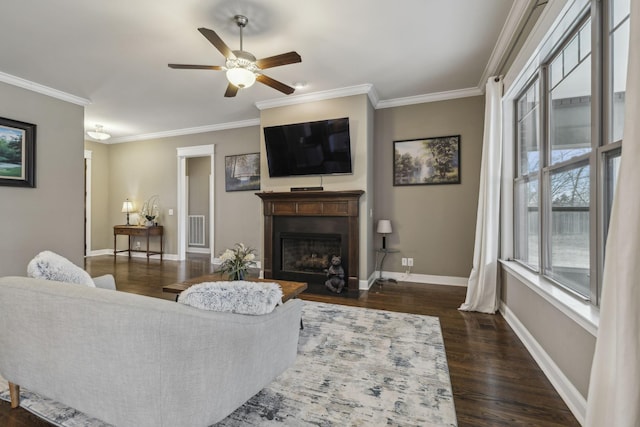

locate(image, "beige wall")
[[99, 126, 261, 257], [0, 81, 85, 274], [374, 96, 485, 278], [259, 94, 375, 281]]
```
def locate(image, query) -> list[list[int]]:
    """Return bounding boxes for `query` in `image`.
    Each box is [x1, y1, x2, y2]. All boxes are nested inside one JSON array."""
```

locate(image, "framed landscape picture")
[[393, 135, 460, 186], [0, 117, 36, 188], [225, 152, 260, 192]]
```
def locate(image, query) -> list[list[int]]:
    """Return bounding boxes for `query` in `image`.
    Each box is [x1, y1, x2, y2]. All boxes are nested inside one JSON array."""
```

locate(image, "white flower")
[[219, 249, 235, 261], [217, 243, 257, 280]]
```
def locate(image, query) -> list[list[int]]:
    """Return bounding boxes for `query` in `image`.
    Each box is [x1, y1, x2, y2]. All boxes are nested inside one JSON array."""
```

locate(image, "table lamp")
[[377, 219, 392, 249], [122, 199, 134, 225]]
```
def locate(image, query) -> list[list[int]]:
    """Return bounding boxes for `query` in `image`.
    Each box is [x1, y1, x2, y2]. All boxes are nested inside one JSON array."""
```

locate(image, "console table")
[[114, 225, 163, 260]]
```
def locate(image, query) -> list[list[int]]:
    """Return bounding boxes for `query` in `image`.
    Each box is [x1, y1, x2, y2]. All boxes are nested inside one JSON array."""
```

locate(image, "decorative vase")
[[233, 271, 245, 281], [145, 220, 154, 227]]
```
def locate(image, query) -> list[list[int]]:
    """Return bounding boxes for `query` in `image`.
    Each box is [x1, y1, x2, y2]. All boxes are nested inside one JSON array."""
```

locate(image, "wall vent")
[[188, 215, 205, 246]]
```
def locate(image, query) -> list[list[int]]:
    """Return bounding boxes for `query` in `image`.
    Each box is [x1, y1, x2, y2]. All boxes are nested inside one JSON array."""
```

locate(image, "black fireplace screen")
[[281, 233, 341, 274]]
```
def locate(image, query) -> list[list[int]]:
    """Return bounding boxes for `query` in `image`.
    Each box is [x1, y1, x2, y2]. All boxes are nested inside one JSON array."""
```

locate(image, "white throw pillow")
[[178, 281, 283, 315], [27, 250, 96, 287]]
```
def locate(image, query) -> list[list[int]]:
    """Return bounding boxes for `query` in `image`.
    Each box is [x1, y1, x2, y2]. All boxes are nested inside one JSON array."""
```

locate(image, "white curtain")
[[586, 3, 640, 426], [459, 77, 503, 314]]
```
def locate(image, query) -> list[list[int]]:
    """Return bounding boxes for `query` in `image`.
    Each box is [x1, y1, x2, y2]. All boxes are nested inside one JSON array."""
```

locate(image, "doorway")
[[177, 145, 215, 263]]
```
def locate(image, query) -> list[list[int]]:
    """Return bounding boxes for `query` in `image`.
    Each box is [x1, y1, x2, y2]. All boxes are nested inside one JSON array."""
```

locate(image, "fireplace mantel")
[[256, 190, 364, 294]]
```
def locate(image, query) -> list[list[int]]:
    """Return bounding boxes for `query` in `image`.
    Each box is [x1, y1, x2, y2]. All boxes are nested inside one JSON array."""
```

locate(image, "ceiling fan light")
[[226, 67, 256, 89]]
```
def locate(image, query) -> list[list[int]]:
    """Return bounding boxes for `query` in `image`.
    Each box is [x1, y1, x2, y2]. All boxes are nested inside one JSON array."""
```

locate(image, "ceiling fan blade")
[[198, 28, 236, 59], [168, 64, 224, 70], [224, 83, 239, 98], [256, 74, 295, 95], [255, 52, 301, 70]]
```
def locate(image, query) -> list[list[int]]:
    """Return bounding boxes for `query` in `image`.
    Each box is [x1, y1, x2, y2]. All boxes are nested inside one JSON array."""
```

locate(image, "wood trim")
[[257, 191, 364, 218], [257, 191, 364, 294], [9, 382, 19, 408]]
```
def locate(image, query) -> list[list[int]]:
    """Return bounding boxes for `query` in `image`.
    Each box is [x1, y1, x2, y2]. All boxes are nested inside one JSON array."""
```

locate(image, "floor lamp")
[[376, 220, 396, 285]]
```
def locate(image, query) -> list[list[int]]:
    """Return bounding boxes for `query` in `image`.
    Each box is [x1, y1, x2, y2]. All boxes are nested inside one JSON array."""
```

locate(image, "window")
[[515, 81, 540, 270], [512, 0, 629, 305], [610, 0, 630, 142]]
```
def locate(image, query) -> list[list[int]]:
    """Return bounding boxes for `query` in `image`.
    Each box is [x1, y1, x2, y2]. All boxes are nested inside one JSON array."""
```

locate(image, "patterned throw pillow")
[[178, 281, 283, 315], [27, 250, 96, 287]]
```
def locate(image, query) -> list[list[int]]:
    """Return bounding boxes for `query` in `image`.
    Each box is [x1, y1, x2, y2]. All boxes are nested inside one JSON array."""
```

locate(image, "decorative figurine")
[[325, 255, 345, 293]]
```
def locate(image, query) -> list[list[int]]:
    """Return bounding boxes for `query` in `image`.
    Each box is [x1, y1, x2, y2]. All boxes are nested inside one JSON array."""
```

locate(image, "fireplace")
[[257, 190, 364, 295], [280, 232, 342, 275]]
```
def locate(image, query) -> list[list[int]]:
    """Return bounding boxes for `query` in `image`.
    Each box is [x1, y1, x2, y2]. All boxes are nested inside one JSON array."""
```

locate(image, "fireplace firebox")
[[280, 232, 342, 275], [256, 190, 364, 295]]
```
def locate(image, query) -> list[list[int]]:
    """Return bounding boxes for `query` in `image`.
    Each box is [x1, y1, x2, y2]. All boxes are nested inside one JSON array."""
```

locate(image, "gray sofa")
[[0, 276, 303, 427]]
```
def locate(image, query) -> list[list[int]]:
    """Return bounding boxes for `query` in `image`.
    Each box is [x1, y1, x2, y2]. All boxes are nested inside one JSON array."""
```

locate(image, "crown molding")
[[0, 71, 91, 106], [478, 0, 532, 88], [376, 86, 483, 109], [107, 118, 261, 144], [101, 82, 487, 143], [255, 84, 376, 110]]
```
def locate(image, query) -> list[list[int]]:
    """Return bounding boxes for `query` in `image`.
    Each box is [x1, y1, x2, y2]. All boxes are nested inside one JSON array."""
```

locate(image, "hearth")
[[257, 190, 364, 295]]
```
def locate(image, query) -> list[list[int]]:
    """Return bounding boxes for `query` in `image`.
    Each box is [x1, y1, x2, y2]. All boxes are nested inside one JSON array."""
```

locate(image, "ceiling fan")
[[169, 15, 302, 98]]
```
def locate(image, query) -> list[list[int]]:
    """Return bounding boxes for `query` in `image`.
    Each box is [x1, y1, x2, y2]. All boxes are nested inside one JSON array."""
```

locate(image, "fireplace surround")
[[256, 190, 364, 294]]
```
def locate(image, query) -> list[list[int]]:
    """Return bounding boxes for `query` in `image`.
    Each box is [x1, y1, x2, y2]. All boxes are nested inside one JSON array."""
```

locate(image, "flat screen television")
[[263, 117, 352, 177]]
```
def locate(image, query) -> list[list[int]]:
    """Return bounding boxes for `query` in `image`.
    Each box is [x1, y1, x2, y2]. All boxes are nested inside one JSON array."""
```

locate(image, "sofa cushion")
[[27, 250, 96, 287], [177, 281, 283, 315]]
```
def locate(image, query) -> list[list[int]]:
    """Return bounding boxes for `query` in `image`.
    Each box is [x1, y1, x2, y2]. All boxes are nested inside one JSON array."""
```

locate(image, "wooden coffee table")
[[162, 275, 308, 302]]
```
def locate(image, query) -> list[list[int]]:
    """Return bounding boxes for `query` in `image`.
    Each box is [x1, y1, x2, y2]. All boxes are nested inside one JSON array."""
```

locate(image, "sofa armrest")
[[92, 274, 116, 290]]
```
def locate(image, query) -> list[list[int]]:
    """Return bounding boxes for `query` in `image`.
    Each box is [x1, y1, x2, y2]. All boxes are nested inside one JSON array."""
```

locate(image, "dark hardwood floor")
[[0, 254, 579, 427]]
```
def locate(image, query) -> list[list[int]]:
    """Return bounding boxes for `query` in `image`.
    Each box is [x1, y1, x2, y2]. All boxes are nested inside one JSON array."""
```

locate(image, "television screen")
[[263, 117, 352, 177]]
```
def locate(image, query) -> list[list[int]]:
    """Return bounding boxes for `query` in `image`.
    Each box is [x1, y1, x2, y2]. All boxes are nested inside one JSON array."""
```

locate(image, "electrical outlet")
[[168, 209, 174, 216], [402, 257, 407, 266], [135, 241, 141, 250], [408, 258, 414, 267]]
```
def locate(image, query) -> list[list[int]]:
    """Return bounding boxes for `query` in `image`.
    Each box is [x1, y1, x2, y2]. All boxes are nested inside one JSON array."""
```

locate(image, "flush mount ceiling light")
[[87, 125, 111, 141], [169, 15, 302, 97]]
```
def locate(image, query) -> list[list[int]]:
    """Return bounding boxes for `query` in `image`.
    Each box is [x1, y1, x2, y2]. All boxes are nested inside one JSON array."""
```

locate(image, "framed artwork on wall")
[[393, 135, 460, 186], [225, 152, 260, 192], [0, 117, 36, 188]]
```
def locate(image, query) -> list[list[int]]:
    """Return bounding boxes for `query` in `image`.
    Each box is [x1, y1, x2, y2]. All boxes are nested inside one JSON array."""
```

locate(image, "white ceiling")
[[0, 0, 526, 142]]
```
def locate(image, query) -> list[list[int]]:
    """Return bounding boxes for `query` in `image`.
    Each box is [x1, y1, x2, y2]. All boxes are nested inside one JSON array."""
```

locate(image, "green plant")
[[218, 243, 257, 280]]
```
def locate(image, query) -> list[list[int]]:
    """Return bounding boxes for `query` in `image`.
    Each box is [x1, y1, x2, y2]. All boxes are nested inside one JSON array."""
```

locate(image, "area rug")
[[0, 301, 457, 426]]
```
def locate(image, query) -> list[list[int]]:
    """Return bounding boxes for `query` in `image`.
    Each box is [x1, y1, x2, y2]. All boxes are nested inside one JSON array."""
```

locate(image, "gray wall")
[[88, 94, 479, 283], [259, 94, 375, 281], [94, 126, 261, 257], [0, 81, 85, 274], [501, 268, 596, 397], [373, 96, 485, 278]]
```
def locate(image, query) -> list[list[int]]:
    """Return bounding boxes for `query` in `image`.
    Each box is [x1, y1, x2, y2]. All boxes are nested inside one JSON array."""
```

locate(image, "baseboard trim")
[[86, 249, 113, 257], [500, 302, 586, 425], [89, 249, 192, 262], [187, 247, 211, 254], [378, 271, 467, 287]]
